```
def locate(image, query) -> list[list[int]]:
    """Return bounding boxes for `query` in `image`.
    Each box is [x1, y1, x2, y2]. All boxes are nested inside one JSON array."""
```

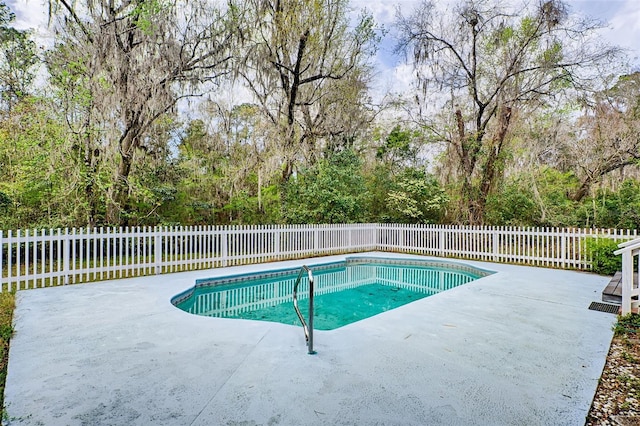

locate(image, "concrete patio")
[[4, 253, 615, 425]]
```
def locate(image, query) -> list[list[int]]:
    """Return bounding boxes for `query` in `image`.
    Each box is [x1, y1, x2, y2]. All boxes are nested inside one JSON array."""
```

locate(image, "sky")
[[348, 0, 640, 96], [6, 0, 640, 98]]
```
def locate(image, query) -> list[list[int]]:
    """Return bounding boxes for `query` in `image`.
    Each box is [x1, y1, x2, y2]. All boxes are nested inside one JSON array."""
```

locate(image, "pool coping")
[[4, 252, 616, 425]]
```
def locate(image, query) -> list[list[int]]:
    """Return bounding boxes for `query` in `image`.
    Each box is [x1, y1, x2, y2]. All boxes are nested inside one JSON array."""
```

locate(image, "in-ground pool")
[[172, 257, 493, 330]]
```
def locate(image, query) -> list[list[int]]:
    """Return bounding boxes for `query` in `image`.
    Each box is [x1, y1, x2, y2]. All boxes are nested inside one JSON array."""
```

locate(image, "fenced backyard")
[[1, 223, 637, 292]]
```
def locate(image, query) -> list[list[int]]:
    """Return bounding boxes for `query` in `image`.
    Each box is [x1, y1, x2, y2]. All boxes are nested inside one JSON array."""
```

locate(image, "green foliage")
[[0, 2, 637, 230], [485, 178, 538, 225], [131, 0, 169, 35], [283, 149, 367, 224], [362, 164, 448, 224], [614, 314, 640, 336], [0, 323, 10, 342], [586, 238, 622, 276], [541, 41, 563, 64], [577, 180, 640, 230], [385, 168, 448, 224], [499, 26, 514, 43], [480, 167, 640, 230], [0, 97, 87, 229], [223, 183, 281, 225], [485, 25, 514, 52], [0, 290, 15, 419], [483, 169, 582, 227], [0, 191, 9, 210], [520, 16, 536, 38], [534, 168, 581, 226], [363, 164, 395, 222], [376, 125, 420, 165], [0, 2, 38, 108]]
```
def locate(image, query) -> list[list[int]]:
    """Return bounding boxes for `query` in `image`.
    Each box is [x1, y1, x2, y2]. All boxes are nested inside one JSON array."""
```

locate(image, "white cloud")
[[6, 0, 47, 29], [369, 0, 640, 100], [350, 0, 398, 24], [5, 0, 640, 101], [390, 62, 415, 95], [608, 2, 640, 64], [6, 0, 53, 47]]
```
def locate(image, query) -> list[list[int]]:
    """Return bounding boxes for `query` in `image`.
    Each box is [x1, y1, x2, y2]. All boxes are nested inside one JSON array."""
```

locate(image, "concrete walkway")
[[4, 253, 615, 425]]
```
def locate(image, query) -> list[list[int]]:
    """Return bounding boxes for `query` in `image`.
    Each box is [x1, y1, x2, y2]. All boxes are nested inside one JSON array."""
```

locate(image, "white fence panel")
[[376, 224, 637, 270], [0, 224, 636, 291]]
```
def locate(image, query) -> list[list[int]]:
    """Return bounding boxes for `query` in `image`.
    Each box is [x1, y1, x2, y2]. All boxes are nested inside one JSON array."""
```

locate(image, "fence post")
[[16, 230, 21, 288], [439, 226, 445, 257], [274, 225, 281, 260], [621, 250, 634, 315], [560, 228, 567, 269], [492, 226, 498, 262], [63, 228, 70, 285], [6, 231, 11, 292], [154, 226, 162, 275], [221, 226, 228, 267]]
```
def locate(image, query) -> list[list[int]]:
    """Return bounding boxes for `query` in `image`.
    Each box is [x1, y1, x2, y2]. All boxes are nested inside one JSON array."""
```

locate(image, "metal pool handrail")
[[293, 265, 316, 354]]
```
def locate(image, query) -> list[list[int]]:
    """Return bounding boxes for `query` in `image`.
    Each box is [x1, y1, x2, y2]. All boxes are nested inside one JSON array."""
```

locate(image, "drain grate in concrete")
[[588, 301, 619, 314]]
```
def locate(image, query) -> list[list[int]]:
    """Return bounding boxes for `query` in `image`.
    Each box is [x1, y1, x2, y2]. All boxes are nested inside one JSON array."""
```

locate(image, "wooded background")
[[0, 0, 638, 230]]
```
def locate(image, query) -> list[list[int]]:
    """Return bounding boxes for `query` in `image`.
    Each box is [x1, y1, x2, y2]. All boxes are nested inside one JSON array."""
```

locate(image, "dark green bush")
[[586, 237, 622, 275], [614, 313, 640, 336]]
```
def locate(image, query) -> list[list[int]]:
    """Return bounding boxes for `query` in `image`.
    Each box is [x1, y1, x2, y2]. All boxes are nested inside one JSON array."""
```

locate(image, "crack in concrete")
[[188, 328, 271, 426]]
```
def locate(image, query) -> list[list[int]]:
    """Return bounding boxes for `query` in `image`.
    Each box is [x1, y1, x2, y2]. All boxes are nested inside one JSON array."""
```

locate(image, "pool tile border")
[[171, 256, 494, 307]]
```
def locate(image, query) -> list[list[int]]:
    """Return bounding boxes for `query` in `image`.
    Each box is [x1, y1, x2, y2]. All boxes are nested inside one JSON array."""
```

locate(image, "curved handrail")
[[615, 238, 640, 315], [293, 265, 316, 354], [616, 236, 640, 251]]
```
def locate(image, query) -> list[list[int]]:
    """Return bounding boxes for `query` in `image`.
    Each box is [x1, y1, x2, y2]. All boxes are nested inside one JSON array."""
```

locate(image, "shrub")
[[614, 313, 640, 336], [586, 237, 622, 275]]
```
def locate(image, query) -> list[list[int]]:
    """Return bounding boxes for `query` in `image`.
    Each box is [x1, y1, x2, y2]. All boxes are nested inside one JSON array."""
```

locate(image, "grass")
[[0, 291, 14, 419]]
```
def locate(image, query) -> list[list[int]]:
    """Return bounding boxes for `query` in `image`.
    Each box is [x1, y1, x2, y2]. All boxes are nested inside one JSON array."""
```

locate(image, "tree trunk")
[[82, 114, 99, 228], [457, 107, 512, 225], [106, 134, 135, 225], [470, 106, 513, 224], [570, 157, 638, 202]]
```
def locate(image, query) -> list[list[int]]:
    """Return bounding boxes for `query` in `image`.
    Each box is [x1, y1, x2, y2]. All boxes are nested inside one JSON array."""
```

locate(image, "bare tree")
[[396, 0, 620, 224], [236, 0, 378, 181], [516, 73, 640, 204], [0, 2, 38, 113], [568, 73, 640, 201], [47, 0, 241, 225]]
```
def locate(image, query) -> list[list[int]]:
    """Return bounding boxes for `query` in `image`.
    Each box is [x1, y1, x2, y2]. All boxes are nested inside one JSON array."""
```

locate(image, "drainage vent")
[[588, 301, 619, 314]]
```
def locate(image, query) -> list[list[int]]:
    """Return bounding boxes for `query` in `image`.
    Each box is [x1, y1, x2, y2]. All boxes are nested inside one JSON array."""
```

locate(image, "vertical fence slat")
[[16, 230, 21, 289], [7, 231, 12, 292], [1, 224, 638, 290]]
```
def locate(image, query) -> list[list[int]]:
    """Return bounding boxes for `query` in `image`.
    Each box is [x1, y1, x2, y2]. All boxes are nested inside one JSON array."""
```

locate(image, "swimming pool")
[[172, 257, 493, 330]]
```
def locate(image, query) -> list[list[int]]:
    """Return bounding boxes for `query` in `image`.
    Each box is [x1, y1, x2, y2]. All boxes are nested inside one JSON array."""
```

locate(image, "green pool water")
[[173, 260, 489, 330]]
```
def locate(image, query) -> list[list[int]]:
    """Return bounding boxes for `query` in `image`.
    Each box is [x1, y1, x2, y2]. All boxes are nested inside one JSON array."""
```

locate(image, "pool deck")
[[4, 252, 615, 425]]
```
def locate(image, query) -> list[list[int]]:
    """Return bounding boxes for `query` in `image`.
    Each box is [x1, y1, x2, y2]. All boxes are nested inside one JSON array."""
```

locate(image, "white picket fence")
[[377, 224, 636, 269], [0, 223, 636, 291]]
